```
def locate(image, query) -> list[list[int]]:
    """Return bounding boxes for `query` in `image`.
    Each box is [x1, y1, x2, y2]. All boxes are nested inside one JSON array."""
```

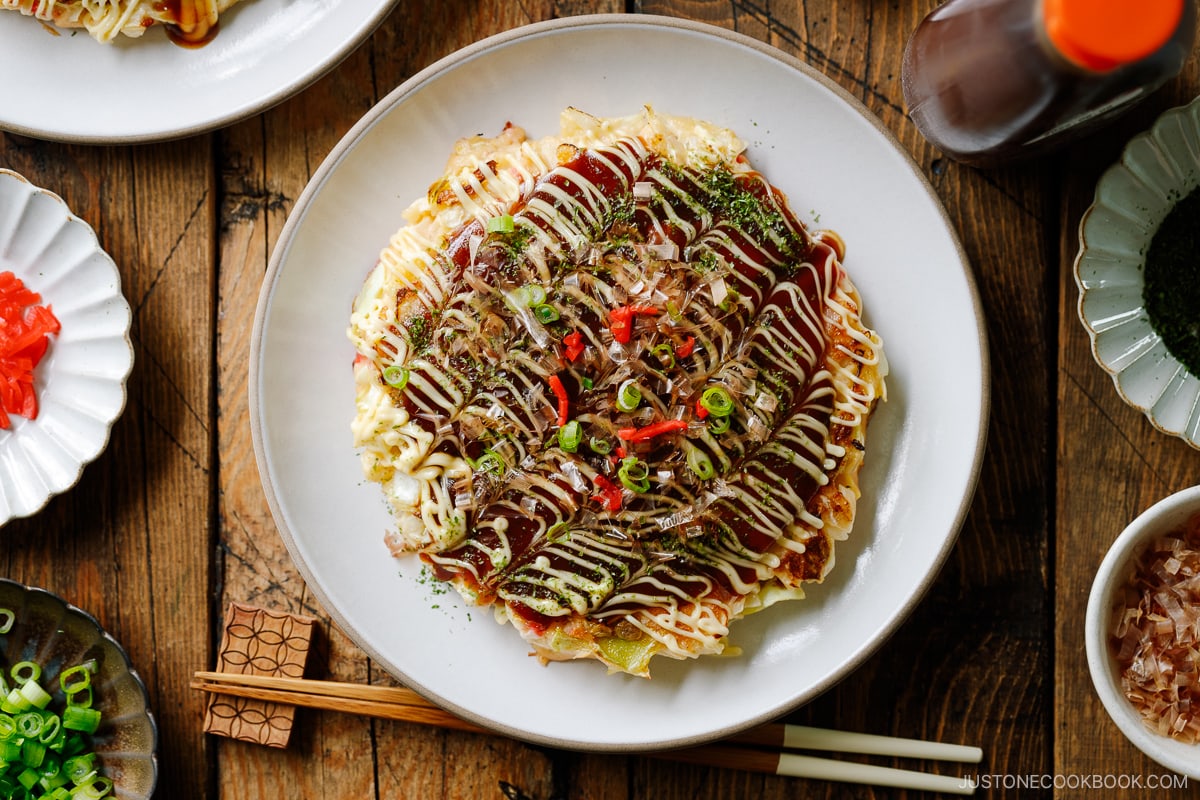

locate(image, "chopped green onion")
[[15, 713, 42, 739], [533, 303, 560, 324], [65, 686, 92, 708], [617, 457, 651, 493], [16, 766, 38, 789], [485, 214, 515, 234], [525, 285, 547, 306], [10, 663, 39, 687], [708, 415, 731, 435], [21, 739, 45, 769], [588, 436, 612, 454], [74, 776, 112, 799], [37, 713, 61, 746], [686, 446, 715, 480], [18, 680, 51, 710], [381, 365, 409, 390], [615, 380, 642, 413], [62, 753, 96, 784], [699, 386, 734, 417], [581, 376, 594, 391], [59, 666, 91, 696], [61, 707, 100, 735], [2, 689, 30, 714], [651, 343, 675, 369], [557, 420, 583, 452], [546, 522, 570, 542], [0, 609, 12, 635], [467, 448, 506, 477]]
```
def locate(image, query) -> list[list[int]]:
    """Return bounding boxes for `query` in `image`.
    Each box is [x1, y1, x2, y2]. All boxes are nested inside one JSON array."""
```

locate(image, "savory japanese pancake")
[[2, 0, 242, 43], [349, 106, 888, 677]]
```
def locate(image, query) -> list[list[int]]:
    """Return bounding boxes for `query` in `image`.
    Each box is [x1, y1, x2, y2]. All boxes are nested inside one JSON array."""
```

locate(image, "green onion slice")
[[0, 608, 12, 635], [615, 380, 642, 413], [382, 365, 410, 390], [651, 343, 675, 369], [700, 386, 734, 417], [527, 285, 547, 306], [707, 415, 731, 435], [557, 420, 583, 452], [485, 214, 515, 233], [533, 303, 560, 324], [617, 457, 651, 493], [588, 436, 611, 454], [546, 522, 570, 542], [686, 446, 716, 480], [9, 663, 39, 687], [468, 449, 506, 477]]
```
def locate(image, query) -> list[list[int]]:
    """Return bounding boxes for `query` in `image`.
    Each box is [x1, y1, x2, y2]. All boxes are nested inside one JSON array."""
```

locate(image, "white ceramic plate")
[[1075, 96, 1200, 449], [0, 170, 133, 525], [251, 15, 989, 751], [0, 0, 399, 143]]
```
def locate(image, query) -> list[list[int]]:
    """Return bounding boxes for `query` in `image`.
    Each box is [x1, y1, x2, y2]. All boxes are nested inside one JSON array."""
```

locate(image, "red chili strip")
[[694, 398, 710, 419], [562, 331, 585, 362], [547, 374, 569, 426], [617, 419, 689, 443], [674, 335, 695, 359], [608, 304, 658, 344], [591, 475, 623, 511]]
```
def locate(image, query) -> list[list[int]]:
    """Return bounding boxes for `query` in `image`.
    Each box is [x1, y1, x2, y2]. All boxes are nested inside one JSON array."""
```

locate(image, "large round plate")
[[251, 15, 989, 751], [0, 0, 399, 143], [0, 170, 133, 526]]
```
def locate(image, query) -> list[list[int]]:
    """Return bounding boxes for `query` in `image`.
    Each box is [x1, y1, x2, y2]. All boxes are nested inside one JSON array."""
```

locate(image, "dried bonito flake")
[[1110, 516, 1200, 744]]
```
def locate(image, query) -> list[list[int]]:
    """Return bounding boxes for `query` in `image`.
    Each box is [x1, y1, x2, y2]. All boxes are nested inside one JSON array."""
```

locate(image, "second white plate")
[[252, 15, 989, 751], [0, 0, 399, 143]]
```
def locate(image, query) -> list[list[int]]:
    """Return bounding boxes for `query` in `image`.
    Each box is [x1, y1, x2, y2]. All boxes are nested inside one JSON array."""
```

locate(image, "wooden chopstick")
[[192, 671, 980, 794]]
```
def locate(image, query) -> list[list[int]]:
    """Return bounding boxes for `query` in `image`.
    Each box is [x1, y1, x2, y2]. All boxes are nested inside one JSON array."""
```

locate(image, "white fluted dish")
[[1075, 96, 1200, 449], [0, 170, 134, 525]]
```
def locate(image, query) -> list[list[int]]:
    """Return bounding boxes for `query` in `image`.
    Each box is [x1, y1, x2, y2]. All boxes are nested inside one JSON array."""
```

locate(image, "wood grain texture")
[[3, 0, 1198, 797], [1054, 65, 1200, 795]]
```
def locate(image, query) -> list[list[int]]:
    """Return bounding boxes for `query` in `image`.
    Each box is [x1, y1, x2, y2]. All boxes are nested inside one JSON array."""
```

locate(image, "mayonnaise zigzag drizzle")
[[348, 107, 888, 677]]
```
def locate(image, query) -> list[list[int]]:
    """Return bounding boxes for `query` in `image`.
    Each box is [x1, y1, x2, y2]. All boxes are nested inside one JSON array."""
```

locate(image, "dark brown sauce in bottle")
[[901, 0, 1197, 166]]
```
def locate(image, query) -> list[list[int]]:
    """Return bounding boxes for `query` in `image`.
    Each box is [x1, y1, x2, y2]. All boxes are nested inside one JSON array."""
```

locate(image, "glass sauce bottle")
[[901, 0, 1197, 166]]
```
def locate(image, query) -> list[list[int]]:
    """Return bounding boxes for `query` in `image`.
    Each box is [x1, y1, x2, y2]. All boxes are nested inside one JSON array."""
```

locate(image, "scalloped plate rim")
[[1073, 97, 1200, 449], [0, 169, 135, 525]]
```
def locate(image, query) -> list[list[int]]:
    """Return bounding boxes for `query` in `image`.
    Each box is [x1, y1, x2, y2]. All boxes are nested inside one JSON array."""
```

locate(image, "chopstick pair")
[[191, 670, 982, 795]]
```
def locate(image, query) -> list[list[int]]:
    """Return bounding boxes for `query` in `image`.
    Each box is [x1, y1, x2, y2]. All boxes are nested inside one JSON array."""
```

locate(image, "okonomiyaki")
[[2, 0, 242, 43], [348, 107, 888, 677]]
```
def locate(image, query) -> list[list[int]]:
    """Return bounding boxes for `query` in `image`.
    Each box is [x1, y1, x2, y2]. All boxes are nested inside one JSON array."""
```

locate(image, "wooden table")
[[2, 1, 1198, 798]]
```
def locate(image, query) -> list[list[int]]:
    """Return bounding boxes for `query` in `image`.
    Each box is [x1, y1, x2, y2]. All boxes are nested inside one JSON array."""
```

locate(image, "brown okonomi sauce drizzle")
[[351, 115, 888, 675]]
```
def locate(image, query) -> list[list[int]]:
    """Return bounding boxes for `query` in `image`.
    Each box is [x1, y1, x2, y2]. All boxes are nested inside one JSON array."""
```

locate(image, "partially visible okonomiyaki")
[[2, 0, 242, 43], [349, 107, 888, 677]]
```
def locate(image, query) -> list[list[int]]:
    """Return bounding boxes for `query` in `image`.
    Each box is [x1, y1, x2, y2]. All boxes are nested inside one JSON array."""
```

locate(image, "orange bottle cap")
[[1043, 0, 1185, 71]]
